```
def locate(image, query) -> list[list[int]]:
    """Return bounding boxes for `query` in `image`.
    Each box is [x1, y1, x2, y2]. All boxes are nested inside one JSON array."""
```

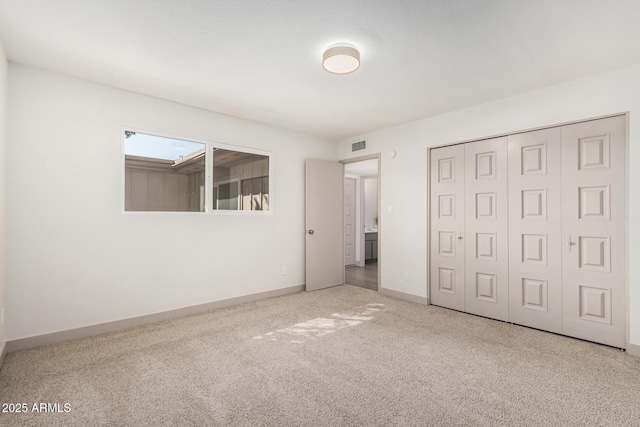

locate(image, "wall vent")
[[352, 140, 366, 152]]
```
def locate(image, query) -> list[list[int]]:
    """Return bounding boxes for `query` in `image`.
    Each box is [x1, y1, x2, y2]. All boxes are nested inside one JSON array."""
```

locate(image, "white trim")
[[358, 176, 366, 266], [379, 286, 429, 305], [205, 138, 213, 213], [426, 148, 432, 304], [627, 343, 640, 357], [0, 342, 6, 370]]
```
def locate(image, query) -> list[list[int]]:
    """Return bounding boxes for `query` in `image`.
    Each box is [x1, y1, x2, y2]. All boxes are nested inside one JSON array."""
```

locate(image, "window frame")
[[122, 128, 273, 215]]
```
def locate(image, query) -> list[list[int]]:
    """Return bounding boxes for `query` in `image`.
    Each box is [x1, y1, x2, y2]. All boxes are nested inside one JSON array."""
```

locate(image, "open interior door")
[[305, 159, 344, 291]]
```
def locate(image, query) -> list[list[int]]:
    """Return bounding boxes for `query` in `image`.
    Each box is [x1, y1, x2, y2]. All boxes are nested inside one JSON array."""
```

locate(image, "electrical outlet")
[[403, 271, 409, 281], [281, 266, 288, 276]]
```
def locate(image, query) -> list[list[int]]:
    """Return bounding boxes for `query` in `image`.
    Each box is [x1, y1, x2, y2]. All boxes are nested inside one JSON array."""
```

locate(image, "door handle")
[[457, 233, 463, 243], [567, 235, 576, 251], [307, 229, 315, 235]]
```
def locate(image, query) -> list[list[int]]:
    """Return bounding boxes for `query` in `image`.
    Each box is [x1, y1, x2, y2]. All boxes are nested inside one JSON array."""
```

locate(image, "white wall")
[[338, 64, 640, 349], [6, 64, 336, 340], [0, 38, 7, 352]]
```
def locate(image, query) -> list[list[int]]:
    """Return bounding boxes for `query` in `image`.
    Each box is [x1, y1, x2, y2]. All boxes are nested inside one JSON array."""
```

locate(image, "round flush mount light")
[[322, 44, 360, 75]]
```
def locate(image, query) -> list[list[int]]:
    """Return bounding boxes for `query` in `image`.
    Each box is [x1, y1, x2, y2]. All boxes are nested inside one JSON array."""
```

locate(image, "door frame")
[[426, 112, 630, 347], [340, 153, 382, 291]]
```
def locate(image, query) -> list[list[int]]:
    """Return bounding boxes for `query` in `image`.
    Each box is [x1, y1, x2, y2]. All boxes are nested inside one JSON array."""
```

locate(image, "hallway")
[[345, 262, 378, 291]]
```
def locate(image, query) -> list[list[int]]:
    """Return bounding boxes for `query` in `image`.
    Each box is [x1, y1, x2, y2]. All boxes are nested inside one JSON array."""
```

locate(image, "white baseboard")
[[6, 285, 304, 353], [627, 342, 640, 357], [379, 286, 428, 305]]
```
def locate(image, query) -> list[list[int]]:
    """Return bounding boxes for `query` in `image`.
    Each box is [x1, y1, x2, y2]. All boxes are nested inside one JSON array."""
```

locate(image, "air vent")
[[352, 140, 366, 152]]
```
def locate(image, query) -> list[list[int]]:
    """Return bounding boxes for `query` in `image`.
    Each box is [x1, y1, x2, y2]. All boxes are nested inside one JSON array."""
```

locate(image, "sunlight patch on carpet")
[[252, 303, 386, 344]]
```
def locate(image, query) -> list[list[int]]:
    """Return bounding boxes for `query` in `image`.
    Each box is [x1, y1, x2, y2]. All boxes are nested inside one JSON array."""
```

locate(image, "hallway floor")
[[345, 262, 378, 291]]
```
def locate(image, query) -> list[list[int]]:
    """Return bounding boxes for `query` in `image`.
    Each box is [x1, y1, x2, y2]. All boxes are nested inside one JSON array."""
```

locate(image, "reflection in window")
[[124, 132, 205, 212], [212, 148, 269, 211], [123, 131, 271, 213], [213, 179, 240, 210]]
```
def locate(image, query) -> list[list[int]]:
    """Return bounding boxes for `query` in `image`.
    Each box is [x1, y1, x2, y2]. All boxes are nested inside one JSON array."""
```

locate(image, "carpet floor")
[[1, 285, 639, 426]]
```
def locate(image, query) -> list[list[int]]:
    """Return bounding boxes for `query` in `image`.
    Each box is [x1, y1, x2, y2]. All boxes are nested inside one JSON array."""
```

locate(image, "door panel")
[[430, 145, 465, 311], [305, 159, 344, 292], [464, 137, 509, 321], [508, 127, 562, 333], [561, 116, 626, 347]]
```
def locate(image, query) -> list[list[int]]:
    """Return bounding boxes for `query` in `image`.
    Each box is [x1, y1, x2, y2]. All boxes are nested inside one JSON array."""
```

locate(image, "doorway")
[[343, 156, 380, 291]]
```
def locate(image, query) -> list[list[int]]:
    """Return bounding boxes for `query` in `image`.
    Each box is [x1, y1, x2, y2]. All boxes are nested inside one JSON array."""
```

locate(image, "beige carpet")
[[1, 285, 639, 426]]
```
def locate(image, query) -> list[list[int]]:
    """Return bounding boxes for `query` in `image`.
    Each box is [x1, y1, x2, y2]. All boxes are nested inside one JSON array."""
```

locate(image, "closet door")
[[430, 145, 465, 311], [508, 128, 562, 332], [464, 137, 509, 321], [561, 116, 626, 348]]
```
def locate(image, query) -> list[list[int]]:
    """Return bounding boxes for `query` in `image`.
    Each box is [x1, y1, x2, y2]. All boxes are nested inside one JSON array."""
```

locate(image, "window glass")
[[212, 148, 269, 211], [124, 132, 205, 212], [124, 131, 270, 213]]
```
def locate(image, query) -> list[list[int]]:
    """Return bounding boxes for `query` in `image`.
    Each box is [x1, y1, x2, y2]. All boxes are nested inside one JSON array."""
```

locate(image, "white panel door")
[[305, 159, 344, 292], [344, 177, 356, 266], [430, 144, 465, 311], [561, 116, 626, 347], [508, 128, 562, 333], [464, 137, 509, 321]]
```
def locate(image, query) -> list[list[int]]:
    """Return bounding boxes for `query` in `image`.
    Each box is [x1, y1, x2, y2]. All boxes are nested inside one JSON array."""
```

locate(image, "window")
[[212, 148, 269, 211], [124, 131, 271, 213]]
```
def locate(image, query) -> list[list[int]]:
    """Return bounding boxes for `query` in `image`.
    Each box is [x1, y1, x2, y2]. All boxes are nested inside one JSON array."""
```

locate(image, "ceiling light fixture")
[[322, 44, 360, 75]]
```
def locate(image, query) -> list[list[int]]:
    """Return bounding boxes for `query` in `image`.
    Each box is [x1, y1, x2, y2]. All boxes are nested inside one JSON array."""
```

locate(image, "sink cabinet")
[[365, 232, 378, 263]]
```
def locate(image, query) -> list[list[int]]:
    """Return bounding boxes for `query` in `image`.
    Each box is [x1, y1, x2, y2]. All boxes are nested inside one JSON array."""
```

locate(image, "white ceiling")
[[1, 0, 639, 141]]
